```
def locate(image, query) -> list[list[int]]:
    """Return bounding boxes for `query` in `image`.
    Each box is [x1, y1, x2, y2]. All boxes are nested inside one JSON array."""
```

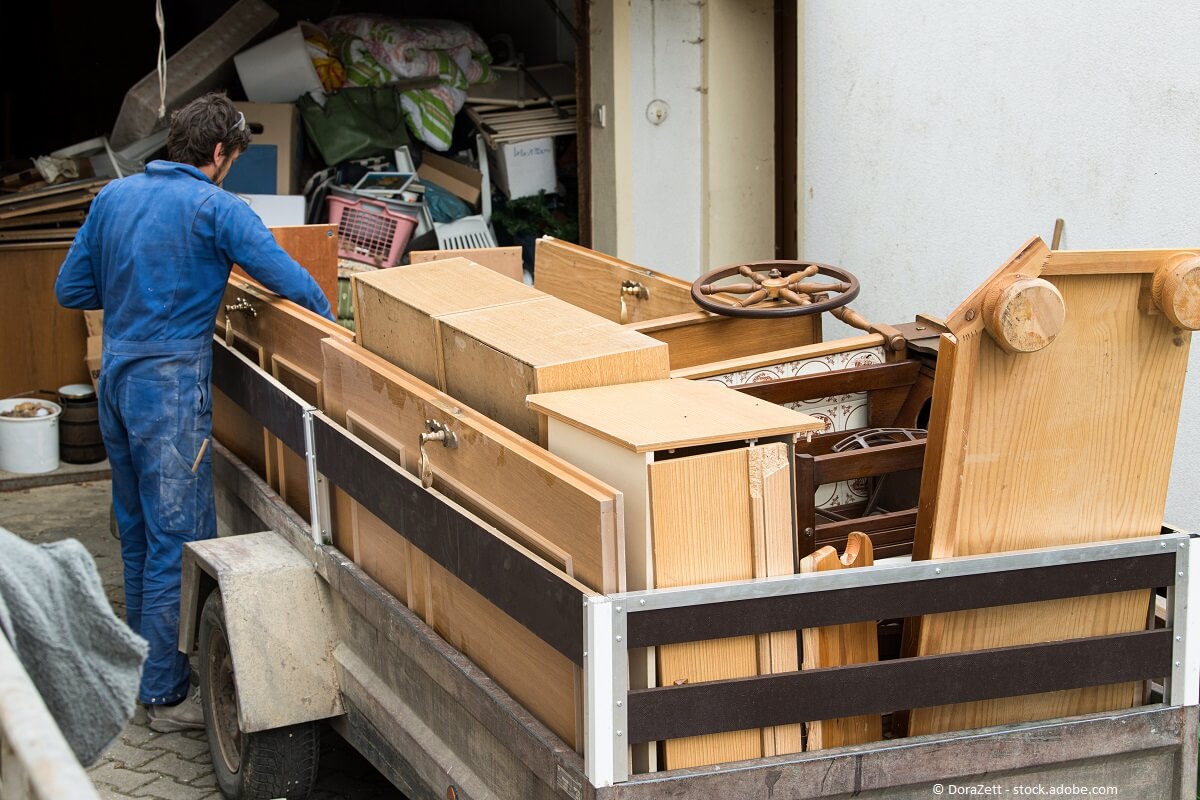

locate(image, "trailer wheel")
[[199, 591, 321, 800]]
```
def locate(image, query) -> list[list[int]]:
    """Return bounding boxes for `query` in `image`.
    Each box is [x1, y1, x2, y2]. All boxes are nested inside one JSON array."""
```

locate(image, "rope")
[[155, 0, 167, 119]]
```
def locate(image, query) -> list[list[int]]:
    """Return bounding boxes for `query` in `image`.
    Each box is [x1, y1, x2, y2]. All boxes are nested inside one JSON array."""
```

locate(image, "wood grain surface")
[[0, 245, 89, 398], [800, 532, 882, 749], [907, 240, 1191, 735]]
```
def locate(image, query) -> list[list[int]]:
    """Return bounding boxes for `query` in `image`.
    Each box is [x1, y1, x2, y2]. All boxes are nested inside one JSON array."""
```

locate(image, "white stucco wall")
[[803, 1, 1200, 529]]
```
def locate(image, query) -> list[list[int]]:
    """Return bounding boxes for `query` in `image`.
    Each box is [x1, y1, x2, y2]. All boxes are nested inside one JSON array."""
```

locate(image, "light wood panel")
[[800, 532, 881, 750], [409, 246, 523, 282], [320, 337, 625, 594], [628, 311, 822, 370], [438, 296, 670, 443], [352, 257, 541, 386], [216, 275, 353, 520], [907, 239, 1192, 736], [649, 444, 800, 769], [320, 337, 618, 751], [529, 378, 823, 453], [0, 245, 89, 398], [534, 236, 696, 322]]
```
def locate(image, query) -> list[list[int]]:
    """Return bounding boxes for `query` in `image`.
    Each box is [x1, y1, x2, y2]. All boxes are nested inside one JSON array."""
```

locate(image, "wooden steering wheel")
[[691, 261, 861, 319]]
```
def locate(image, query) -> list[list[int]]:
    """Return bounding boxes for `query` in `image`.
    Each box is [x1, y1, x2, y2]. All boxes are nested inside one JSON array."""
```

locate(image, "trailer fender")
[[179, 531, 343, 733]]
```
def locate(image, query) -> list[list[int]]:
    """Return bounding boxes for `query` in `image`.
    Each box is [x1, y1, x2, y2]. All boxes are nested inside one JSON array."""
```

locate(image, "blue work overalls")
[[55, 160, 333, 705]]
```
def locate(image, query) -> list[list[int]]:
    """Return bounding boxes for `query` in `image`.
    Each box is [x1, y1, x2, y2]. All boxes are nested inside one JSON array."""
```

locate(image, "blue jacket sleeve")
[[214, 199, 335, 321], [54, 214, 102, 310]]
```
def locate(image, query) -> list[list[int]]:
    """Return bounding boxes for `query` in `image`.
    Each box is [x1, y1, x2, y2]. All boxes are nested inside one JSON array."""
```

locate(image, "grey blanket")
[[0, 526, 147, 765]]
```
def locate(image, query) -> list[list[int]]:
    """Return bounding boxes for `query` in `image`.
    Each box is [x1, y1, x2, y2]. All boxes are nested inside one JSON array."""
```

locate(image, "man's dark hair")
[[166, 92, 252, 167]]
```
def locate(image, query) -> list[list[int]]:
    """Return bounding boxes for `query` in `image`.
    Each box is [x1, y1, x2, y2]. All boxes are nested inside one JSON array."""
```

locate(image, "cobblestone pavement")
[[1, 480, 401, 799]]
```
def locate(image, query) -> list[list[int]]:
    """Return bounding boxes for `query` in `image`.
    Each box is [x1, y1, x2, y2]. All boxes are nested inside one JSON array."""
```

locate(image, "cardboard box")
[[84, 310, 104, 338], [488, 137, 557, 200], [352, 257, 541, 386], [224, 102, 303, 195], [85, 335, 102, 393], [418, 152, 483, 206]]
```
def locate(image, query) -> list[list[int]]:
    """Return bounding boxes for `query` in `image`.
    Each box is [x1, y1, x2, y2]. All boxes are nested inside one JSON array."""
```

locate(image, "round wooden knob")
[[1152, 254, 1200, 330], [982, 275, 1066, 354]]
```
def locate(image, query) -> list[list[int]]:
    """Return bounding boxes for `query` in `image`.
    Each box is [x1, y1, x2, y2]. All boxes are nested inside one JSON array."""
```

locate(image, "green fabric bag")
[[297, 86, 411, 166]]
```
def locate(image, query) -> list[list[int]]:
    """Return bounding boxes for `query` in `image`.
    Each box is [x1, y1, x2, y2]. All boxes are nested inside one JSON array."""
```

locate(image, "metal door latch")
[[619, 280, 650, 323], [418, 420, 458, 488]]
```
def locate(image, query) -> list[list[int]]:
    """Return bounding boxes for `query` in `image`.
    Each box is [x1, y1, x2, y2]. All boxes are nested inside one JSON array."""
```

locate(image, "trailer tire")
[[199, 591, 321, 800]]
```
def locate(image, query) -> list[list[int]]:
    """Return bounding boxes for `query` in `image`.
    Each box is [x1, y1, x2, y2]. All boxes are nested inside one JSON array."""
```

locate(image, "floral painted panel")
[[704, 346, 885, 508]]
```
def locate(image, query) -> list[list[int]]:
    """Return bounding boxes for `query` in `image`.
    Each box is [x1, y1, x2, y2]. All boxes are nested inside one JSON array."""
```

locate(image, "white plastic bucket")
[[234, 23, 326, 104], [0, 399, 61, 474]]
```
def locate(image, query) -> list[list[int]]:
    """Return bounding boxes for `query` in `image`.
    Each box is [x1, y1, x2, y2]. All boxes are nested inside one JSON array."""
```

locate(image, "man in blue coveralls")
[[55, 93, 333, 732]]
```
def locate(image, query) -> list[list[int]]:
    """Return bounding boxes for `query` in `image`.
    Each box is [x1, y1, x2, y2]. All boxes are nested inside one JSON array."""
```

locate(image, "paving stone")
[[86, 762, 156, 794], [189, 770, 217, 789], [133, 776, 213, 800], [91, 738, 162, 770], [141, 752, 211, 784], [151, 731, 210, 760], [97, 791, 148, 800]]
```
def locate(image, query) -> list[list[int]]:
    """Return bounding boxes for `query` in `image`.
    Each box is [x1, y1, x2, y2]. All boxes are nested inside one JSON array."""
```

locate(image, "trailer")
[[180, 319, 1200, 800]]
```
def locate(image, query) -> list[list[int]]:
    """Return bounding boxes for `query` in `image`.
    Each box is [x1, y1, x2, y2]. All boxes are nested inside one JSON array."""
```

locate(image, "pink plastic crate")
[[327, 195, 418, 268]]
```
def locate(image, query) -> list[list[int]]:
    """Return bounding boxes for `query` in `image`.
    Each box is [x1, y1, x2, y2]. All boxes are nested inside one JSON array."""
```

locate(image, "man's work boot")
[[147, 687, 205, 733]]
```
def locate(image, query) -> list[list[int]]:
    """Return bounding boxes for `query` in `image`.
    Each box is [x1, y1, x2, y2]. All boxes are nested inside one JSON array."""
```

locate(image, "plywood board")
[[800, 533, 881, 750], [269, 225, 340, 312], [216, 276, 353, 520], [528, 378, 823, 453], [628, 311, 822, 370], [0, 245, 90, 398], [649, 444, 799, 769], [352, 257, 541, 386], [907, 238, 1191, 735], [319, 338, 609, 751], [320, 337, 625, 594], [438, 296, 670, 443], [409, 246, 523, 282], [534, 237, 697, 323]]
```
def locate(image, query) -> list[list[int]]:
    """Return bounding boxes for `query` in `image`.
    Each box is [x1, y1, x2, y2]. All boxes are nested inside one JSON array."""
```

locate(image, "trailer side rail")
[[209, 335, 1200, 793]]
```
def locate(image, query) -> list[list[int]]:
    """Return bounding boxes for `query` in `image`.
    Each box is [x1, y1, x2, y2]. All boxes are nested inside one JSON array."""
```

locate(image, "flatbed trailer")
[[182, 336, 1200, 800]]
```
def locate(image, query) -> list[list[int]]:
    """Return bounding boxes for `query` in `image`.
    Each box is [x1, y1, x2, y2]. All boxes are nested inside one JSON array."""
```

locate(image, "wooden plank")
[[0, 192, 92, 220], [528, 378, 823, 453], [320, 337, 625, 595], [627, 311, 821, 370], [534, 237, 696, 322], [0, 228, 79, 241], [409, 246, 524, 281], [0, 245, 89, 398], [1043, 248, 1195, 276], [0, 178, 106, 208], [907, 241, 1192, 736], [0, 211, 87, 229], [352, 257, 541, 387], [735, 361, 921, 406], [439, 296, 670, 443], [800, 533, 882, 750], [649, 444, 799, 769]]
